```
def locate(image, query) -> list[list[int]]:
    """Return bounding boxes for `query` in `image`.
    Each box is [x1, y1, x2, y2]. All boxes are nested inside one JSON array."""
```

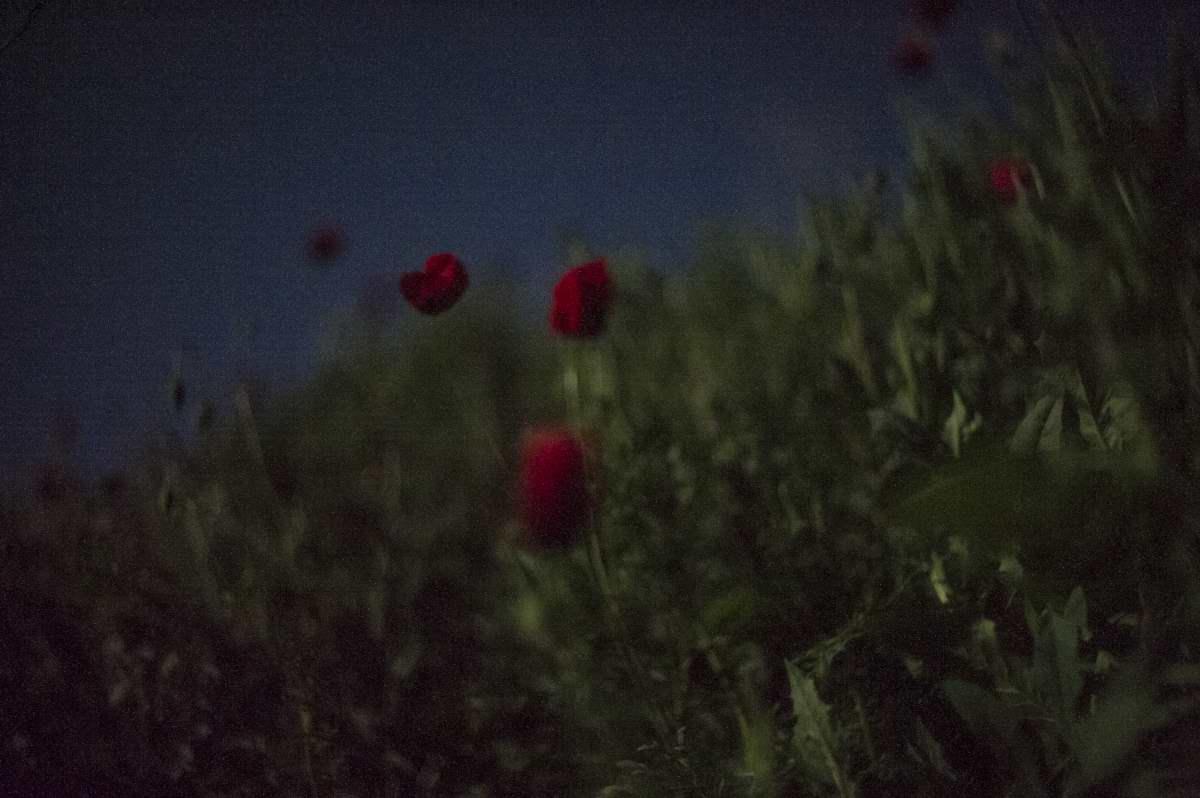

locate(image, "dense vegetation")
[[5, 12, 1200, 797]]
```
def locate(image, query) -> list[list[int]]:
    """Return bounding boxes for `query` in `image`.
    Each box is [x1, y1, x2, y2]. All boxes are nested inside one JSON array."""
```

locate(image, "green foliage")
[[6, 16, 1200, 798]]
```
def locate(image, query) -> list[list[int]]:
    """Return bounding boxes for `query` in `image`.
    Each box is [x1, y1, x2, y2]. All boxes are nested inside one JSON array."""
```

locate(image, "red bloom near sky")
[[519, 428, 590, 549], [989, 158, 1031, 204], [550, 258, 613, 337], [893, 35, 933, 75], [307, 224, 346, 262], [400, 252, 469, 315]]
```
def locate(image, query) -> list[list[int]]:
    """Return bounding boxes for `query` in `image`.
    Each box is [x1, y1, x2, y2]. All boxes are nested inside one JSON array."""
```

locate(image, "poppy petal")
[[519, 427, 590, 549], [549, 258, 613, 337], [400, 253, 469, 315]]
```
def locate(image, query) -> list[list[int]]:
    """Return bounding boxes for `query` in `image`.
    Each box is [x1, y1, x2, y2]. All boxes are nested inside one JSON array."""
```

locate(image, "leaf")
[[702, 586, 757, 635], [1024, 597, 1042, 640], [892, 322, 921, 421], [740, 699, 778, 796], [1038, 395, 1065, 452], [798, 612, 868, 682], [886, 443, 1144, 600], [971, 618, 1011, 688], [943, 680, 1050, 798], [1099, 391, 1141, 452], [930, 552, 951, 605], [1066, 658, 1173, 794], [786, 661, 851, 797], [1010, 394, 1059, 454], [1066, 371, 1105, 450], [998, 554, 1024, 593], [913, 718, 956, 780], [887, 442, 1058, 551], [941, 389, 980, 459], [1063, 586, 1090, 641], [943, 680, 1015, 741], [1031, 613, 1084, 726]]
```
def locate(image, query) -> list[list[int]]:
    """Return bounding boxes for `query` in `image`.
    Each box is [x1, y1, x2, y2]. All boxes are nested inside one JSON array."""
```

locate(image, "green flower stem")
[[563, 343, 583, 426], [449, 379, 507, 470], [563, 341, 673, 745], [693, 622, 752, 758]]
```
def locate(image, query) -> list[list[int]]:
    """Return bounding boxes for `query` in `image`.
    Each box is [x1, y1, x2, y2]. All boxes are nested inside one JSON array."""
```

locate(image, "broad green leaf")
[[886, 441, 1147, 600], [944, 679, 1050, 798], [785, 661, 850, 795], [1011, 394, 1059, 454], [944, 679, 1016, 743], [1067, 658, 1174, 794], [1032, 613, 1084, 726], [887, 441, 1063, 551]]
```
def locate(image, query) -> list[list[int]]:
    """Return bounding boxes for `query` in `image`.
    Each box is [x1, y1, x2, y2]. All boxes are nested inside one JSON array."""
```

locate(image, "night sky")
[[2, 1, 1196, 483]]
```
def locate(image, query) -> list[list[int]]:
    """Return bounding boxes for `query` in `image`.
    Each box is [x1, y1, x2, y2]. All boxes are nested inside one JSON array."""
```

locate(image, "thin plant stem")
[[450, 380, 508, 470], [692, 622, 752, 752], [564, 342, 674, 745], [853, 688, 877, 769]]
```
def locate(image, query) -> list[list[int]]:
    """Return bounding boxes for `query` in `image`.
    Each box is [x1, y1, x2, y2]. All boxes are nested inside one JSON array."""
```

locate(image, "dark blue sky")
[[2, 1, 1195, 482]]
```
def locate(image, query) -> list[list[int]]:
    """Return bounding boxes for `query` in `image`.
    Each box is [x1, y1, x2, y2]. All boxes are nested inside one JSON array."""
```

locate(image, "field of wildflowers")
[[4, 6, 1200, 796]]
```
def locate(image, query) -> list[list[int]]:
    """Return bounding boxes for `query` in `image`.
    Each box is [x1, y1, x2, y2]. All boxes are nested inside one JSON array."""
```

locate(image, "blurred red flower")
[[549, 258, 612, 337], [893, 35, 933, 75], [519, 427, 591, 549], [400, 252, 469, 315], [307, 224, 346, 262], [909, 0, 957, 31], [989, 158, 1032, 204]]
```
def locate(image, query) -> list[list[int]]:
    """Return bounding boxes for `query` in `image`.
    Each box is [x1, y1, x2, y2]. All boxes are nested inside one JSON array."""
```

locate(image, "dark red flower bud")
[[988, 158, 1032, 204], [518, 427, 591, 549], [909, 0, 957, 31], [549, 259, 612, 338], [307, 225, 347, 262], [893, 35, 933, 75], [400, 252, 469, 315]]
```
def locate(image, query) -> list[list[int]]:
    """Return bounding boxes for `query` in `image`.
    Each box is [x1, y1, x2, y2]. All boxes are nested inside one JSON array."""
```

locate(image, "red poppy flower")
[[518, 427, 591, 549], [893, 35, 933, 75], [909, 0, 957, 31], [989, 158, 1032, 205], [307, 225, 347, 262], [549, 259, 612, 337], [400, 252, 469, 315]]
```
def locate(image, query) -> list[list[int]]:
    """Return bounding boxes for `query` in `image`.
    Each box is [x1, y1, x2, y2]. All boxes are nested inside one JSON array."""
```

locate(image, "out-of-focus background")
[[3, 0, 1195, 483]]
